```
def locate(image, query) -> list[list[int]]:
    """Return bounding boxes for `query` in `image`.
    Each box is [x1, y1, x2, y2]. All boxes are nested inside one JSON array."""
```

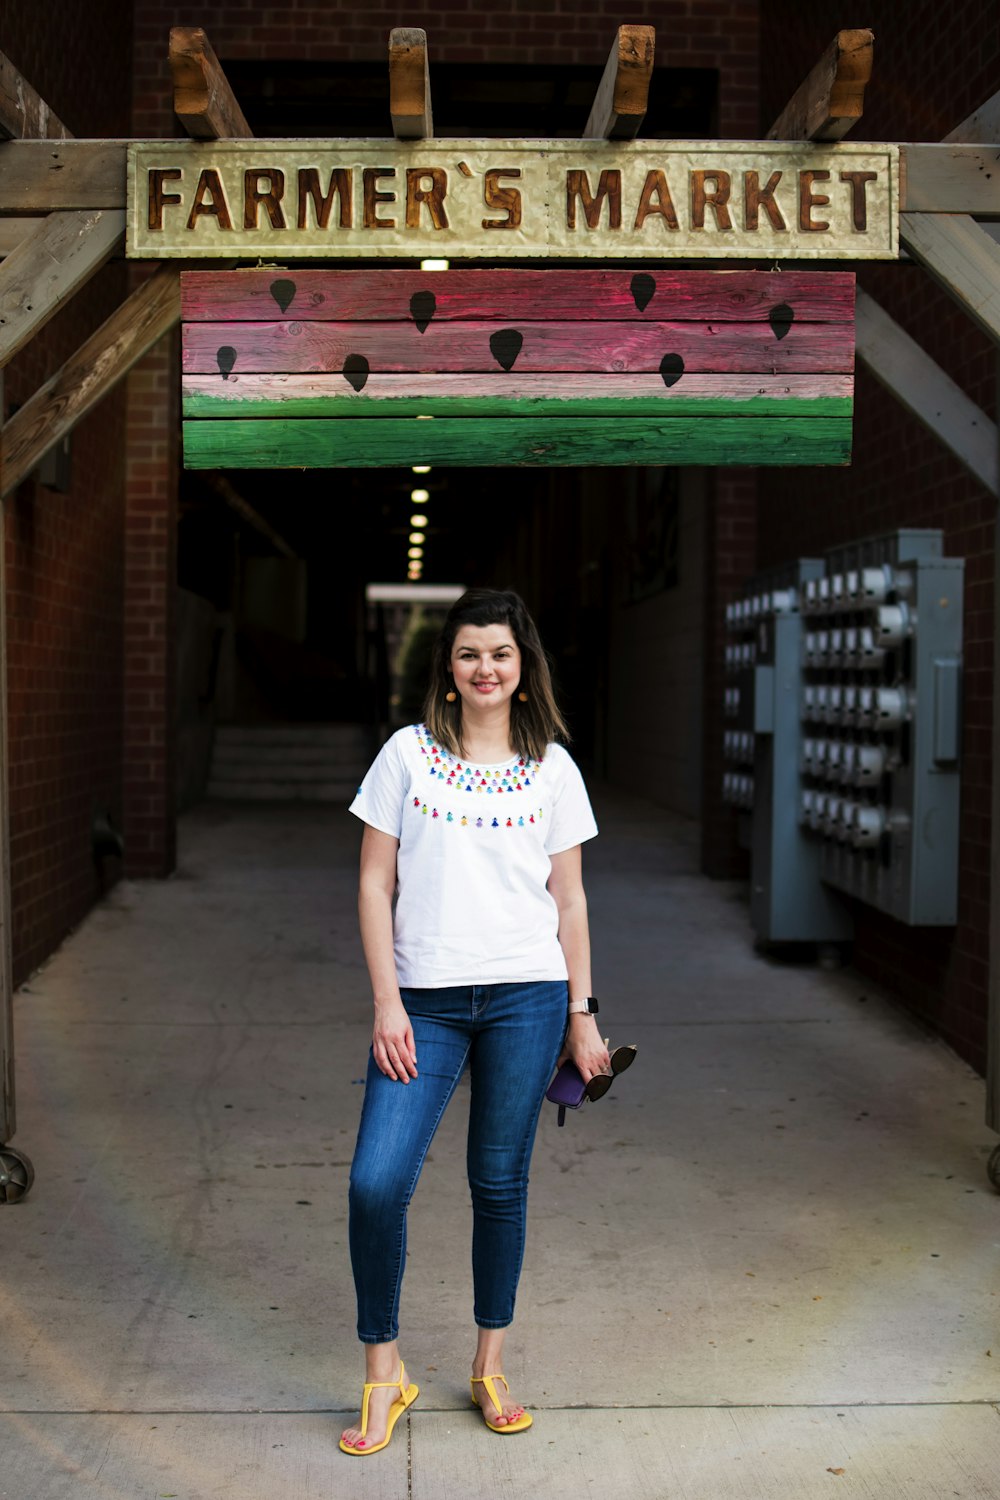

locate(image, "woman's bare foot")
[[341, 1344, 407, 1451], [471, 1369, 527, 1427]]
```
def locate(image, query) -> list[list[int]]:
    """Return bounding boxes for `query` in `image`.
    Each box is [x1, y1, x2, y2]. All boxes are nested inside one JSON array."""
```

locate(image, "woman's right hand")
[[372, 998, 419, 1083]]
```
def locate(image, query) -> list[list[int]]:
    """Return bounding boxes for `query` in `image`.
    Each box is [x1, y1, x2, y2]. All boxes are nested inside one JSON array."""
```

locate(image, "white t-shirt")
[[349, 722, 598, 987]]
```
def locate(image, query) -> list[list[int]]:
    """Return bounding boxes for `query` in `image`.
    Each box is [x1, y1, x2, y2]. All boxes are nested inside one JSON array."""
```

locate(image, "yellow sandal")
[[339, 1361, 419, 1456], [470, 1373, 533, 1434]]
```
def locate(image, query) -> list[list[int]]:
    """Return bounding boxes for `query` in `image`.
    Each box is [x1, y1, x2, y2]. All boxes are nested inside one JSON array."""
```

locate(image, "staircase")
[[207, 724, 374, 802]]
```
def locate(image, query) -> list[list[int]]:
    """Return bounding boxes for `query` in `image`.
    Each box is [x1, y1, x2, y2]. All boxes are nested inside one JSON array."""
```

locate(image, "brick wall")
[[131, 1, 759, 137], [124, 330, 179, 877], [701, 468, 757, 875], [1, 4, 131, 980], [758, 2, 997, 1070]]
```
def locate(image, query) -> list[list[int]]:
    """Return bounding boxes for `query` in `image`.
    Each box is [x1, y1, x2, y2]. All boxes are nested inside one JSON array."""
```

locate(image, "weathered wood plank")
[[901, 144, 1000, 215], [0, 209, 125, 367], [582, 25, 655, 140], [944, 87, 1000, 146], [182, 319, 855, 375], [183, 414, 852, 469], [0, 266, 180, 497], [169, 27, 253, 140], [855, 287, 998, 497], [0, 50, 69, 140], [0, 141, 127, 211], [767, 30, 874, 142], [0, 219, 46, 258], [899, 212, 1000, 345], [389, 28, 432, 139], [179, 269, 857, 323], [182, 370, 853, 418]]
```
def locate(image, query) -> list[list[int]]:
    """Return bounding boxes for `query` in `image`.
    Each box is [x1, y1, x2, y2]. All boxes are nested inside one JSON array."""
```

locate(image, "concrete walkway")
[[2, 788, 999, 1500]]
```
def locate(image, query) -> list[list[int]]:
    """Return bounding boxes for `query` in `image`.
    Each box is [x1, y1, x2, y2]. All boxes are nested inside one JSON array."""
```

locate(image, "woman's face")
[[449, 623, 522, 716]]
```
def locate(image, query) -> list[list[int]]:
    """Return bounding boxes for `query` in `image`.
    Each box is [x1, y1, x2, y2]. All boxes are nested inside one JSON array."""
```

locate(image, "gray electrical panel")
[[724, 560, 854, 942], [799, 529, 964, 926], [723, 529, 964, 938]]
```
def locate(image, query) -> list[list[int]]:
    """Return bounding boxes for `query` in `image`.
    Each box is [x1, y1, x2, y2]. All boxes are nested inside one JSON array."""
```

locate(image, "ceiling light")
[[411, 488, 429, 504], [410, 513, 428, 528], [409, 531, 426, 545], [408, 546, 424, 559], [420, 259, 449, 272], [412, 465, 431, 475]]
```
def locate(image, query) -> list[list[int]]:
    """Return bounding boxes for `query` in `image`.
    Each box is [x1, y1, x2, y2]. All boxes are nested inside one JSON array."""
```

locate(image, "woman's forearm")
[[556, 891, 593, 1000], [358, 883, 401, 1005]]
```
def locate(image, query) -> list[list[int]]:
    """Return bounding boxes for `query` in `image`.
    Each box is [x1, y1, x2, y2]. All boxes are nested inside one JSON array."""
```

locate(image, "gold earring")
[[518, 691, 528, 703], [446, 690, 457, 702]]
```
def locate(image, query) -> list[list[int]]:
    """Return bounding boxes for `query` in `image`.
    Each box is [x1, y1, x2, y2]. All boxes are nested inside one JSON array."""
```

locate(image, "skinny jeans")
[[348, 980, 568, 1343]]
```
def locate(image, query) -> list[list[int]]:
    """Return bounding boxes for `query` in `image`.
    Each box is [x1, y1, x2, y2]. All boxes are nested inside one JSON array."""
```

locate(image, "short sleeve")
[[349, 732, 409, 839], [544, 748, 598, 855]]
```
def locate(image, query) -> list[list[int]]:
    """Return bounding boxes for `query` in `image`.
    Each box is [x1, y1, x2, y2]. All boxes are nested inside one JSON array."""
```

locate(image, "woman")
[[340, 588, 608, 1456]]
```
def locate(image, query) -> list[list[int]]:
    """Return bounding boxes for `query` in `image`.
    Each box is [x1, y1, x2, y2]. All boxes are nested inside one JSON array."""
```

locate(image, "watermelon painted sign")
[[181, 268, 855, 470], [130, 140, 898, 260]]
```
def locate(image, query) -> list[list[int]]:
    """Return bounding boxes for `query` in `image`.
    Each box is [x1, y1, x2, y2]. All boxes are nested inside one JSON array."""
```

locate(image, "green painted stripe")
[[183, 416, 853, 469], [183, 391, 853, 420]]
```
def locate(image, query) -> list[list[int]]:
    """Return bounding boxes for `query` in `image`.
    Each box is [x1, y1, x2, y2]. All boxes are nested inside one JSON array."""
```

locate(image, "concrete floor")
[[2, 788, 999, 1500]]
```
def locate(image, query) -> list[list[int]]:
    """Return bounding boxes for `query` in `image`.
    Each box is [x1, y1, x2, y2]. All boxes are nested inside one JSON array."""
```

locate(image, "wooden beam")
[[900, 212, 1000, 346], [901, 144, 1000, 215], [583, 25, 655, 140], [389, 28, 432, 139], [207, 474, 297, 557], [0, 219, 45, 258], [855, 287, 998, 497], [766, 29, 874, 141], [0, 209, 124, 368], [0, 266, 180, 497], [944, 88, 1000, 146], [0, 50, 69, 140], [0, 140, 126, 211], [169, 28, 252, 140]]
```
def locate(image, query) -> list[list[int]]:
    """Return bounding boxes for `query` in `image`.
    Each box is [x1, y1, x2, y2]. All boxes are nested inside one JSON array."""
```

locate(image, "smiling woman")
[[340, 587, 606, 1456]]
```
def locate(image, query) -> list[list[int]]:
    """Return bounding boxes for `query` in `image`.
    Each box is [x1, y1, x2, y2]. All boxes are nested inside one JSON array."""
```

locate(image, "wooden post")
[[855, 289, 999, 497], [583, 25, 655, 139], [389, 28, 432, 139], [0, 209, 125, 368], [0, 266, 180, 497], [0, 365, 12, 1150], [766, 29, 874, 141], [899, 213, 1000, 346], [0, 49, 69, 139], [934, 104, 1000, 1144], [169, 27, 252, 139]]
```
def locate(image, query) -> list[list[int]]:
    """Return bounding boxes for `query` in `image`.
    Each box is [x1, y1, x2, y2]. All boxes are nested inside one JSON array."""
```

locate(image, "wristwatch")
[[567, 995, 599, 1016]]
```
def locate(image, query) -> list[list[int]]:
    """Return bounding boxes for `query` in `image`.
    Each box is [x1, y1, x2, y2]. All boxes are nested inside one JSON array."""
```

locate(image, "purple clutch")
[[546, 1044, 637, 1126], [545, 1060, 588, 1126]]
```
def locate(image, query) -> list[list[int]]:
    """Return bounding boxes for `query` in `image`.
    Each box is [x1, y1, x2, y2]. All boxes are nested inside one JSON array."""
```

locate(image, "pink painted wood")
[[180, 269, 856, 324], [182, 371, 854, 403], [182, 319, 855, 375]]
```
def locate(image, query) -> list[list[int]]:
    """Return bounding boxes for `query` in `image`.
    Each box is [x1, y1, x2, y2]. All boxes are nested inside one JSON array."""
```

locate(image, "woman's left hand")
[[558, 1014, 611, 1085]]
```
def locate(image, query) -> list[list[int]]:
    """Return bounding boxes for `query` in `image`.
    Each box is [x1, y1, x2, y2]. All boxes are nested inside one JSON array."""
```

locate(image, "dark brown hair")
[[423, 588, 568, 762]]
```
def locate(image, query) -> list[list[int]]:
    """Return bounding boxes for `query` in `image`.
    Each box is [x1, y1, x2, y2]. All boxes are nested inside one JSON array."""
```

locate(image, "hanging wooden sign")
[[130, 140, 898, 260], [181, 268, 855, 470]]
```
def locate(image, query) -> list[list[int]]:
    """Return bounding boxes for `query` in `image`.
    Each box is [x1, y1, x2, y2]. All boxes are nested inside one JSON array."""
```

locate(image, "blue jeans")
[[348, 981, 568, 1343]]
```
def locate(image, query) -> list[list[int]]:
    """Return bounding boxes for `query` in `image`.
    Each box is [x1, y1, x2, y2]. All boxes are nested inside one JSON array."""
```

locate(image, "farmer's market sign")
[[127, 139, 899, 260]]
